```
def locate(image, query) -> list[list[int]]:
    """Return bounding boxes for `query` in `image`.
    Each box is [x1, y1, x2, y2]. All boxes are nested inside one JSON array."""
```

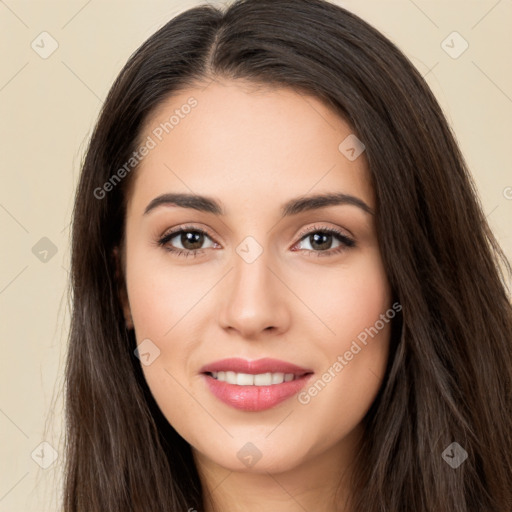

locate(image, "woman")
[[64, 0, 512, 510]]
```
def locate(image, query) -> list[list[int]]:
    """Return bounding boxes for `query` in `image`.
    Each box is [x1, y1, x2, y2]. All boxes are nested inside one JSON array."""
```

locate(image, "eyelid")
[[294, 223, 354, 245], [290, 224, 356, 257], [158, 223, 219, 244], [157, 222, 355, 257]]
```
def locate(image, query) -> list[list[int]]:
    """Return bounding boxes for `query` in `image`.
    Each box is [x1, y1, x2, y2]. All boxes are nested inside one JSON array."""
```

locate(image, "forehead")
[[127, 79, 373, 215]]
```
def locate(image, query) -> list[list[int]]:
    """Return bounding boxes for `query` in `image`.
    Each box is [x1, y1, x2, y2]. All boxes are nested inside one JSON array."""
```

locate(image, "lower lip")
[[202, 373, 313, 411]]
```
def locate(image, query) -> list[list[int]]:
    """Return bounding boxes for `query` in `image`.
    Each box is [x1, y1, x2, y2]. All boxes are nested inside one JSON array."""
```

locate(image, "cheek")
[[124, 248, 203, 432], [291, 248, 391, 344], [125, 245, 200, 340], [292, 249, 392, 420], [124, 244, 207, 391]]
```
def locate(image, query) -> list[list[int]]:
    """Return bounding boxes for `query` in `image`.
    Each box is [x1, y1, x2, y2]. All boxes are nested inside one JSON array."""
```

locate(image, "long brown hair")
[[64, 0, 512, 510]]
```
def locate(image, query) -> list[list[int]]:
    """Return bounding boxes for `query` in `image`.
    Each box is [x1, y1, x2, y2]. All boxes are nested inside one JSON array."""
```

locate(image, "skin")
[[118, 78, 392, 512]]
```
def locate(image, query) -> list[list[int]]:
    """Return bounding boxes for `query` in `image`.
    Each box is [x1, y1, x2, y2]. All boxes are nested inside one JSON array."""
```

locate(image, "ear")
[[112, 246, 134, 330]]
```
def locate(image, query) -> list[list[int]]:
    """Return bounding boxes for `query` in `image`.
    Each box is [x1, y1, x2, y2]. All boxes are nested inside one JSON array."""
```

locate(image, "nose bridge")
[[233, 244, 271, 298], [218, 237, 289, 337]]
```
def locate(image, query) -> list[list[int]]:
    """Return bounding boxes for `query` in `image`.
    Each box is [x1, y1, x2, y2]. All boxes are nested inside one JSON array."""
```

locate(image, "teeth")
[[210, 371, 298, 385], [271, 372, 285, 384], [225, 371, 237, 384]]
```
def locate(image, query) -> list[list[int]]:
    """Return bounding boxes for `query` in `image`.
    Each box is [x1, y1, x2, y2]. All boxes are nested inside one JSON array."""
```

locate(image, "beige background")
[[1, 1, 511, 510]]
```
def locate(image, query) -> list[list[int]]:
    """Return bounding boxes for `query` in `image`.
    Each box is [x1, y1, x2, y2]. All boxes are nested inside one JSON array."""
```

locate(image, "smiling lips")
[[200, 357, 314, 411]]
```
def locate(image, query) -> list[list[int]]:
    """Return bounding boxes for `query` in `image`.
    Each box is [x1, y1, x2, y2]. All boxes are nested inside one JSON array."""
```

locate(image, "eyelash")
[[156, 223, 356, 259]]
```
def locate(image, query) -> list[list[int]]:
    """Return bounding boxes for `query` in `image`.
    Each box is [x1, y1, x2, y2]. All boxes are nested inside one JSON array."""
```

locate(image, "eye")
[[292, 224, 355, 257], [156, 223, 356, 258], [156, 225, 218, 258]]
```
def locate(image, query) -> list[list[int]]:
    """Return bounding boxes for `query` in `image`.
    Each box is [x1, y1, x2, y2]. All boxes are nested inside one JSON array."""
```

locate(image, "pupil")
[[311, 232, 332, 250], [182, 231, 204, 250], [178, 231, 333, 251]]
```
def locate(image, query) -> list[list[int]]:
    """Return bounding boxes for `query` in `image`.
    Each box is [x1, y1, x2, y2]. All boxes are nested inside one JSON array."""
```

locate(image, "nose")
[[217, 247, 291, 340]]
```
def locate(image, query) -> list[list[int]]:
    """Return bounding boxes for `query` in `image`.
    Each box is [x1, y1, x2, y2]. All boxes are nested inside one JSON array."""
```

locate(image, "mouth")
[[199, 358, 314, 411], [205, 370, 309, 385]]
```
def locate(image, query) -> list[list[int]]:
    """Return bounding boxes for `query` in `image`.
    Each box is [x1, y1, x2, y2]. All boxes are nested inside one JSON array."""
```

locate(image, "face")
[[119, 79, 392, 476]]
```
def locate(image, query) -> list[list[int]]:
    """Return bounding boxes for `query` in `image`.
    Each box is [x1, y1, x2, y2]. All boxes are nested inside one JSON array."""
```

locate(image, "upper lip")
[[200, 357, 313, 376]]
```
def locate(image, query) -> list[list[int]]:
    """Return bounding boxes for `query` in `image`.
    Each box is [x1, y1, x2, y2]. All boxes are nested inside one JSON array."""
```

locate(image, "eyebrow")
[[143, 192, 374, 217]]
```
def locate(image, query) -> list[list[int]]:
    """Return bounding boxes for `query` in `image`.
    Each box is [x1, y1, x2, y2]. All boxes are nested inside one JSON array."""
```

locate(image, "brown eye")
[[157, 227, 217, 257], [176, 231, 206, 250], [294, 227, 355, 255]]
